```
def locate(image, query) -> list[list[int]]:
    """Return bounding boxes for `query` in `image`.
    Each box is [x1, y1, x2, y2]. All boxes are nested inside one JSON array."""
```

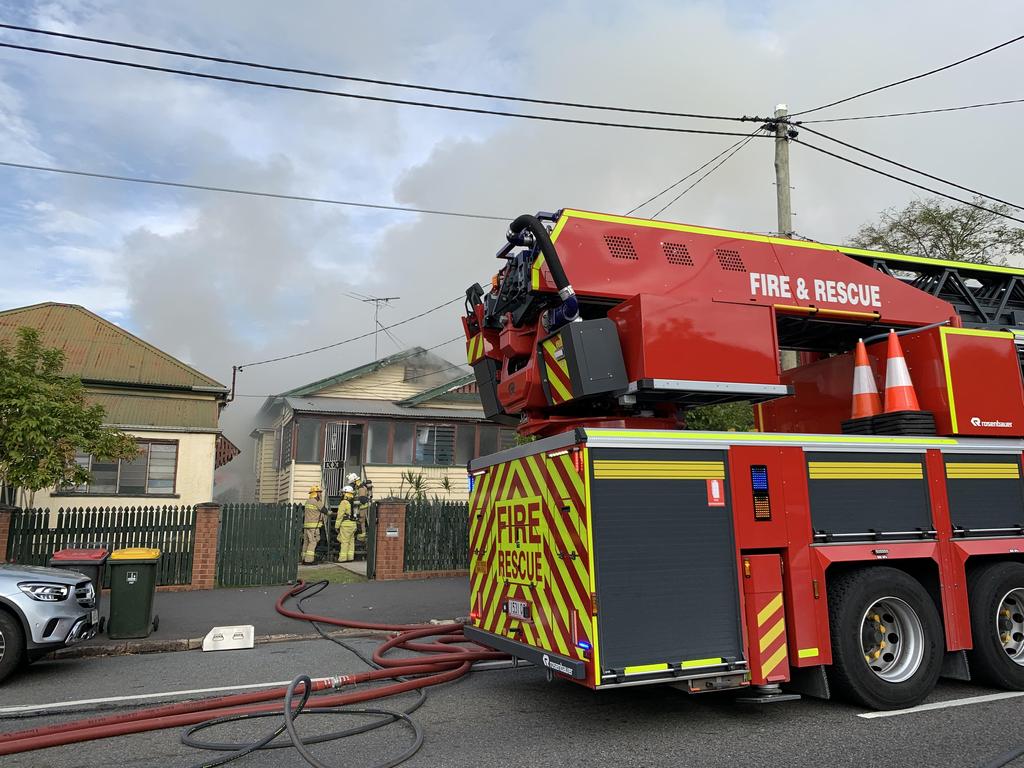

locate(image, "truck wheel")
[[0, 610, 25, 684], [966, 562, 1024, 690], [827, 567, 943, 710]]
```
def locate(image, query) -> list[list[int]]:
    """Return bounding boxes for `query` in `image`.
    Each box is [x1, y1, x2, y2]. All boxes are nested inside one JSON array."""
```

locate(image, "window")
[[366, 421, 390, 464], [295, 420, 321, 463], [499, 428, 517, 451], [393, 422, 414, 465], [68, 441, 178, 496], [478, 425, 498, 457], [415, 425, 456, 465], [455, 425, 475, 465], [278, 423, 293, 469]]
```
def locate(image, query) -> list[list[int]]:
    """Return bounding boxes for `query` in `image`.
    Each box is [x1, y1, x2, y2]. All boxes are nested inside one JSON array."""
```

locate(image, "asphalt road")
[[3, 635, 1024, 768]]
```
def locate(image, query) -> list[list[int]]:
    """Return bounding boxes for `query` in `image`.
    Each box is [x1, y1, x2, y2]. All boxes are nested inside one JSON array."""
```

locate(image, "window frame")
[[56, 439, 180, 497]]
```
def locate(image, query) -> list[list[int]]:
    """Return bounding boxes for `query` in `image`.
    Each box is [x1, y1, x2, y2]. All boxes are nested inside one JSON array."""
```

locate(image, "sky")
[[1, 0, 1022, 461]]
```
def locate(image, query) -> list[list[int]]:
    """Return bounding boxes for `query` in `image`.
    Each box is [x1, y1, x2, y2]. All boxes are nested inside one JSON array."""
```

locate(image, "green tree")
[[685, 402, 754, 432], [849, 197, 1024, 265], [0, 327, 137, 506]]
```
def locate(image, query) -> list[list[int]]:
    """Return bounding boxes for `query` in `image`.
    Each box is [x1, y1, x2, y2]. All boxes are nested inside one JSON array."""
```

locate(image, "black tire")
[[827, 567, 943, 710], [0, 609, 25, 685], [966, 561, 1024, 690]]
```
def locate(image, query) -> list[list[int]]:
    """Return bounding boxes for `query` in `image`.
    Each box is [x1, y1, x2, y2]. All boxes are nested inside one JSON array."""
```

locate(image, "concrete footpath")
[[58, 576, 469, 659]]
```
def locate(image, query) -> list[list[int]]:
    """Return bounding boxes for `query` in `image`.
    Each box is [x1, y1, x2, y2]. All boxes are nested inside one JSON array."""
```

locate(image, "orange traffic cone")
[[851, 339, 882, 419], [883, 330, 920, 413]]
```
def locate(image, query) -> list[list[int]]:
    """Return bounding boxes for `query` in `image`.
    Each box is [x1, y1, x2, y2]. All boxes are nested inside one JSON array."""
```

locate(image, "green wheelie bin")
[[107, 547, 161, 639]]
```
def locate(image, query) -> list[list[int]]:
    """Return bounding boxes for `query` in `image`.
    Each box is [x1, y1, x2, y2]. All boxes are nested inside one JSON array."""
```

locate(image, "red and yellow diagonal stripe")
[[468, 451, 592, 664], [466, 333, 485, 364], [753, 591, 789, 683], [540, 336, 573, 405]]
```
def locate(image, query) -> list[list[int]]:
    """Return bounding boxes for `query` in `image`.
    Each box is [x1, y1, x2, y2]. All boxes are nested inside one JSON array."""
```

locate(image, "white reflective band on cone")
[[886, 356, 914, 388], [853, 365, 880, 395]]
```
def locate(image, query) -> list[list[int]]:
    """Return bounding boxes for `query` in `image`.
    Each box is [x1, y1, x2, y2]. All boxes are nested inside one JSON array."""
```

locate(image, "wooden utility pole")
[[774, 104, 798, 371], [773, 104, 793, 238]]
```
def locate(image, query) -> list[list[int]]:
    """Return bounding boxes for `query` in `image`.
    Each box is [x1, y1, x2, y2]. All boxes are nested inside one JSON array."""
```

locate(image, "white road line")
[[0, 680, 294, 715], [858, 691, 1024, 719]]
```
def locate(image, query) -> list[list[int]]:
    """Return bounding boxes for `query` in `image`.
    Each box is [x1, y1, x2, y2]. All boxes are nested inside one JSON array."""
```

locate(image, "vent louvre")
[[716, 248, 745, 271], [662, 242, 693, 266], [604, 234, 639, 261]]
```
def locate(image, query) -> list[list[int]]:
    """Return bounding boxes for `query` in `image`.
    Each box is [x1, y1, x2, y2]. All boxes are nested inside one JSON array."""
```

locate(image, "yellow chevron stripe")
[[761, 643, 788, 677], [524, 455, 589, 625], [559, 453, 586, 501], [759, 617, 786, 653], [547, 368, 572, 403], [757, 593, 783, 627]]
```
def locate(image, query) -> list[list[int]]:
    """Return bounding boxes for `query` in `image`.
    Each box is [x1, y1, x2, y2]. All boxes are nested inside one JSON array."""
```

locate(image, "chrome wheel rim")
[[861, 597, 924, 683], [996, 588, 1024, 666], [0, 629, 5, 663]]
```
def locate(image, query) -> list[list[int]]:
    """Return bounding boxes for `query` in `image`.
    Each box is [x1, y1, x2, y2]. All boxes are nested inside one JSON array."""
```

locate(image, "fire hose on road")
[[0, 581, 508, 766]]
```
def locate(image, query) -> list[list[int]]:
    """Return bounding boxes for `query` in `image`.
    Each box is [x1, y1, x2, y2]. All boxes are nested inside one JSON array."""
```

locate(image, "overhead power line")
[[797, 125, 1024, 211], [237, 299, 463, 369], [793, 33, 1024, 117], [0, 159, 511, 221], [0, 42, 769, 139], [650, 129, 762, 218], [0, 23, 751, 124], [800, 97, 1024, 123], [624, 128, 763, 216], [793, 138, 1024, 226]]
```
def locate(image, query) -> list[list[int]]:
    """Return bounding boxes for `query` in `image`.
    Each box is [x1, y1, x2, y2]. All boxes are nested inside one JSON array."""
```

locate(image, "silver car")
[[0, 564, 99, 683]]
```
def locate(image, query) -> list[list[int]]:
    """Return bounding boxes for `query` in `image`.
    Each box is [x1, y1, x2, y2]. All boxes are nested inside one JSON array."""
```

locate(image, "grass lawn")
[[297, 563, 367, 584]]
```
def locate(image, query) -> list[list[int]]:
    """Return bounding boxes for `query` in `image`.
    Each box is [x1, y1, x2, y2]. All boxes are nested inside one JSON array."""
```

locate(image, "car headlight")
[[18, 582, 71, 602]]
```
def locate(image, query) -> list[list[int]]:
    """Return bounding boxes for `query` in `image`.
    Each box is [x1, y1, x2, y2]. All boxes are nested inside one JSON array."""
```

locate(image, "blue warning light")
[[751, 466, 769, 492], [577, 640, 592, 651]]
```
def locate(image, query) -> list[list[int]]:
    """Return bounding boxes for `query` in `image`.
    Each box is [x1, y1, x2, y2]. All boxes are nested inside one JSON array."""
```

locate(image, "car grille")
[[75, 581, 96, 608]]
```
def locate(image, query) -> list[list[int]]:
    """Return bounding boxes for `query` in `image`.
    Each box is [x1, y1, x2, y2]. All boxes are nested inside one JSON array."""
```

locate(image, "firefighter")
[[301, 486, 324, 565], [336, 485, 358, 562], [347, 472, 372, 553]]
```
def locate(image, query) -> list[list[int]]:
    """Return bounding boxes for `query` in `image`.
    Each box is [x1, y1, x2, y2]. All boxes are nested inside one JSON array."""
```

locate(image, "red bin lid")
[[51, 548, 108, 561]]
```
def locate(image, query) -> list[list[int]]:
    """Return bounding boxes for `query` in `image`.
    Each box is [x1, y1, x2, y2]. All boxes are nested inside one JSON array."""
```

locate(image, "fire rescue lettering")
[[495, 496, 545, 585], [749, 272, 882, 309]]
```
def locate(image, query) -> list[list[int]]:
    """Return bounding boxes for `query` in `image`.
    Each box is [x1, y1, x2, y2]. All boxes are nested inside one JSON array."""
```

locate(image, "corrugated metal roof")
[[87, 391, 220, 429], [0, 303, 225, 389], [285, 396, 486, 421]]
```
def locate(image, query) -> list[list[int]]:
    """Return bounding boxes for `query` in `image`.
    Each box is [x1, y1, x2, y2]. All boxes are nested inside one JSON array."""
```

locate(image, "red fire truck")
[[460, 208, 1024, 710]]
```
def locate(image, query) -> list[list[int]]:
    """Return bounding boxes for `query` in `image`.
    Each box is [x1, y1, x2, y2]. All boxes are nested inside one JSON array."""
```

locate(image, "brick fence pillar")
[[0, 505, 15, 564], [191, 502, 221, 590], [374, 500, 407, 580]]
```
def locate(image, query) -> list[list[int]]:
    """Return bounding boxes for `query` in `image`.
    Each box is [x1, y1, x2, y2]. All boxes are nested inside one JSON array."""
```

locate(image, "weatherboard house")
[[0, 302, 238, 511], [251, 347, 514, 506]]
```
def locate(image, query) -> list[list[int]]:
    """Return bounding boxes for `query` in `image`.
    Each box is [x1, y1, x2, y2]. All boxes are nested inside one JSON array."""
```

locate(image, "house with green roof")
[[0, 302, 237, 511], [251, 347, 513, 504]]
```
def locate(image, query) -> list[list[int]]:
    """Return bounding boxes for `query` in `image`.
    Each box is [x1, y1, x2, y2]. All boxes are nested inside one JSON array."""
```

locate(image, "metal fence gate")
[[5, 505, 196, 587], [216, 503, 304, 587], [403, 501, 470, 572]]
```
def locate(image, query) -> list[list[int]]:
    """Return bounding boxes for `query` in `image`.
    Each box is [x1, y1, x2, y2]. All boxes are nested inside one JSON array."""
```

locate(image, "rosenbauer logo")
[[541, 654, 574, 676], [970, 416, 1014, 428]]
